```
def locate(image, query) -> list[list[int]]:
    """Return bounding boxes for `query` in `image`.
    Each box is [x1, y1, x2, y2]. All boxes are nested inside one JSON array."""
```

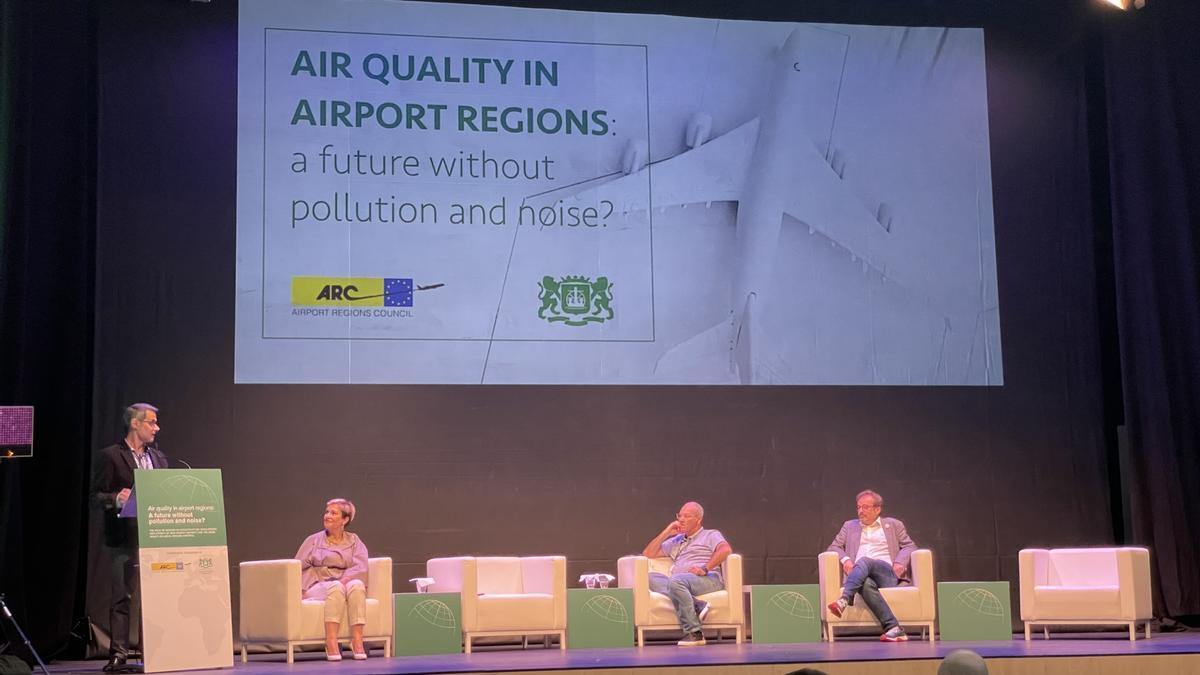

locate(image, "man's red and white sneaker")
[[827, 597, 847, 618]]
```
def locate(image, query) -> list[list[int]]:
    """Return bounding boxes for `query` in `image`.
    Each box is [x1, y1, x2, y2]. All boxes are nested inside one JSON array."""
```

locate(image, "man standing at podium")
[[91, 403, 169, 672]]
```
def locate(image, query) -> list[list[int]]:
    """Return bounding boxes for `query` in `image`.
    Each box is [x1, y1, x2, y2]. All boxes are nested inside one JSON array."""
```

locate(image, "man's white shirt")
[[840, 519, 893, 565]]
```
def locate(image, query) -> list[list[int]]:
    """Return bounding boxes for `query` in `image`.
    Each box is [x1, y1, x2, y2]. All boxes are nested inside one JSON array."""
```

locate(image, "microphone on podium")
[[148, 443, 192, 469]]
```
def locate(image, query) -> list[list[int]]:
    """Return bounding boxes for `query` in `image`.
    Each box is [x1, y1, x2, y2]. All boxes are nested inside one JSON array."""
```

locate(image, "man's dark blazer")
[[91, 442, 169, 549], [826, 516, 917, 580]]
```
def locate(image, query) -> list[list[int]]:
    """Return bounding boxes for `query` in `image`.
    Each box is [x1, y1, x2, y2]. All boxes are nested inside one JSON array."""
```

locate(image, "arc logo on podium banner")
[[135, 469, 234, 672]]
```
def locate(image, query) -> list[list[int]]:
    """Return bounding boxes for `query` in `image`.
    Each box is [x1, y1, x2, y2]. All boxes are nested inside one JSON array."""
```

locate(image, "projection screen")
[[236, 0, 1001, 385]]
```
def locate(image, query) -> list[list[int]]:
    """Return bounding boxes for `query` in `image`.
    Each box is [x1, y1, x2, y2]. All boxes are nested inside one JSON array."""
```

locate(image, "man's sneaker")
[[827, 597, 848, 618], [880, 626, 908, 642], [696, 600, 711, 623], [677, 632, 707, 646]]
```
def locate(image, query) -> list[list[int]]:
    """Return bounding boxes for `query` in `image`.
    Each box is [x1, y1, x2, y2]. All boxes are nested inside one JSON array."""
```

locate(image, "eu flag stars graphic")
[[384, 278, 414, 307]]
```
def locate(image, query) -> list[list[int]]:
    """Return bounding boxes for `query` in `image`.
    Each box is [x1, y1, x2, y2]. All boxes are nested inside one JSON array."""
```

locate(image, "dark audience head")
[[938, 649, 988, 675]]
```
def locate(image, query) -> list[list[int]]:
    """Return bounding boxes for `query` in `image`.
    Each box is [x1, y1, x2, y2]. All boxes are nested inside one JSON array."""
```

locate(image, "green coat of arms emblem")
[[538, 275, 614, 326]]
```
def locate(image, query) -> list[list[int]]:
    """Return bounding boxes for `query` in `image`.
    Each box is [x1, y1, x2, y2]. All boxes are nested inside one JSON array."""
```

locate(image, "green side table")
[[567, 588, 634, 648], [937, 581, 1013, 641], [750, 584, 822, 643], [393, 592, 463, 656]]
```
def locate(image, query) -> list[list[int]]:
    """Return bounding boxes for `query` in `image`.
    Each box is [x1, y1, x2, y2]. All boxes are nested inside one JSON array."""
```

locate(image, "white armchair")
[[1019, 547, 1152, 641], [426, 556, 566, 653], [617, 554, 745, 646], [238, 557, 392, 662], [818, 549, 936, 641]]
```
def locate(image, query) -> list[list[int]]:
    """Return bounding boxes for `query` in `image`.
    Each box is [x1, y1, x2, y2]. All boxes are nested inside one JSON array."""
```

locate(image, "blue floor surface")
[[42, 631, 1200, 674]]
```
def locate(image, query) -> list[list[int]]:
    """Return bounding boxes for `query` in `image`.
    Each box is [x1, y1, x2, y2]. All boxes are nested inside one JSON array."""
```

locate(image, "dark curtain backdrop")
[[1, 0, 1196, 659], [0, 0, 97, 661], [1103, 1, 1200, 618], [83, 0, 1112, 648]]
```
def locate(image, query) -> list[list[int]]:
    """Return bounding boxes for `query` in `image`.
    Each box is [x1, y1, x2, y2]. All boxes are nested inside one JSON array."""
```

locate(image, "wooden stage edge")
[[47, 633, 1200, 675], [528, 654, 1200, 675], [45, 654, 1200, 675]]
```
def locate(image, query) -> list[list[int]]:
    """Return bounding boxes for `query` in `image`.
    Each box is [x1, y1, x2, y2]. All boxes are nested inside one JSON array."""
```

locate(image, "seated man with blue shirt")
[[825, 489, 917, 642], [641, 501, 732, 646]]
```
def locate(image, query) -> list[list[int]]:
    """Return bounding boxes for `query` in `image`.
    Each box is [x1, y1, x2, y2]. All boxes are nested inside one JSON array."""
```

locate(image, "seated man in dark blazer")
[[826, 489, 916, 642]]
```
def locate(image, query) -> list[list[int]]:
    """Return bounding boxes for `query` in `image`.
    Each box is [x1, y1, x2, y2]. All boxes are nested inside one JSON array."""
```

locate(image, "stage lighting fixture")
[[1102, 0, 1146, 9]]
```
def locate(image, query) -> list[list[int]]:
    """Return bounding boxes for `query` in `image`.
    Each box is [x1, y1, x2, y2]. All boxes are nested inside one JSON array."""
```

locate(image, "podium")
[[134, 469, 234, 672]]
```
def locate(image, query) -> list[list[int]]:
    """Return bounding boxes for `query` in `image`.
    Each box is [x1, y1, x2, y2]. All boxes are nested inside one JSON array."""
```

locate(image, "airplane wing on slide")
[[527, 116, 758, 216], [520, 25, 908, 383]]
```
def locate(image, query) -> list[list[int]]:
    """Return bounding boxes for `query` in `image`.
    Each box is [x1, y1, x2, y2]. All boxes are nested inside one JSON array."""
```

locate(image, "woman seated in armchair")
[[295, 498, 369, 661]]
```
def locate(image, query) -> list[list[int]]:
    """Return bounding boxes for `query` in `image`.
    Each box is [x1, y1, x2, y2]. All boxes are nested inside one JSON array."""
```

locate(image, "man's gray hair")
[[123, 403, 159, 432], [856, 490, 883, 507], [682, 501, 704, 520]]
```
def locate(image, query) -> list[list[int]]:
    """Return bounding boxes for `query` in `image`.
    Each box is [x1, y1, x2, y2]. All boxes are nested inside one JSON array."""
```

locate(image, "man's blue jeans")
[[841, 558, 900, 631], [649, 571, 723, 634]]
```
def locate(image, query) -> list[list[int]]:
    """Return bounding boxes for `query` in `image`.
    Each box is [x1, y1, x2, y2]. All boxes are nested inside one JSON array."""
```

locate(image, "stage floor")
[[43, 632, 1200, 675]]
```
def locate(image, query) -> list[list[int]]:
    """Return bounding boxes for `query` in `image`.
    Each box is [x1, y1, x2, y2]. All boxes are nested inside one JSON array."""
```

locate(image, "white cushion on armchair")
[[238, 557, 393, 662], [426, 555, 566, 653], [1019, 547, 1152, 641]]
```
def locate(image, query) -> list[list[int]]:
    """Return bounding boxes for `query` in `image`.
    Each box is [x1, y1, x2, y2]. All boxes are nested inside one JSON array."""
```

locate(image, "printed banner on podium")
[[135, 469, 234, 673]]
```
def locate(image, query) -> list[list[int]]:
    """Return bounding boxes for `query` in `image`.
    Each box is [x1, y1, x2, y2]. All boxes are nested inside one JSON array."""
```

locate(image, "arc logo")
[[292, 277, 413, 307]]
